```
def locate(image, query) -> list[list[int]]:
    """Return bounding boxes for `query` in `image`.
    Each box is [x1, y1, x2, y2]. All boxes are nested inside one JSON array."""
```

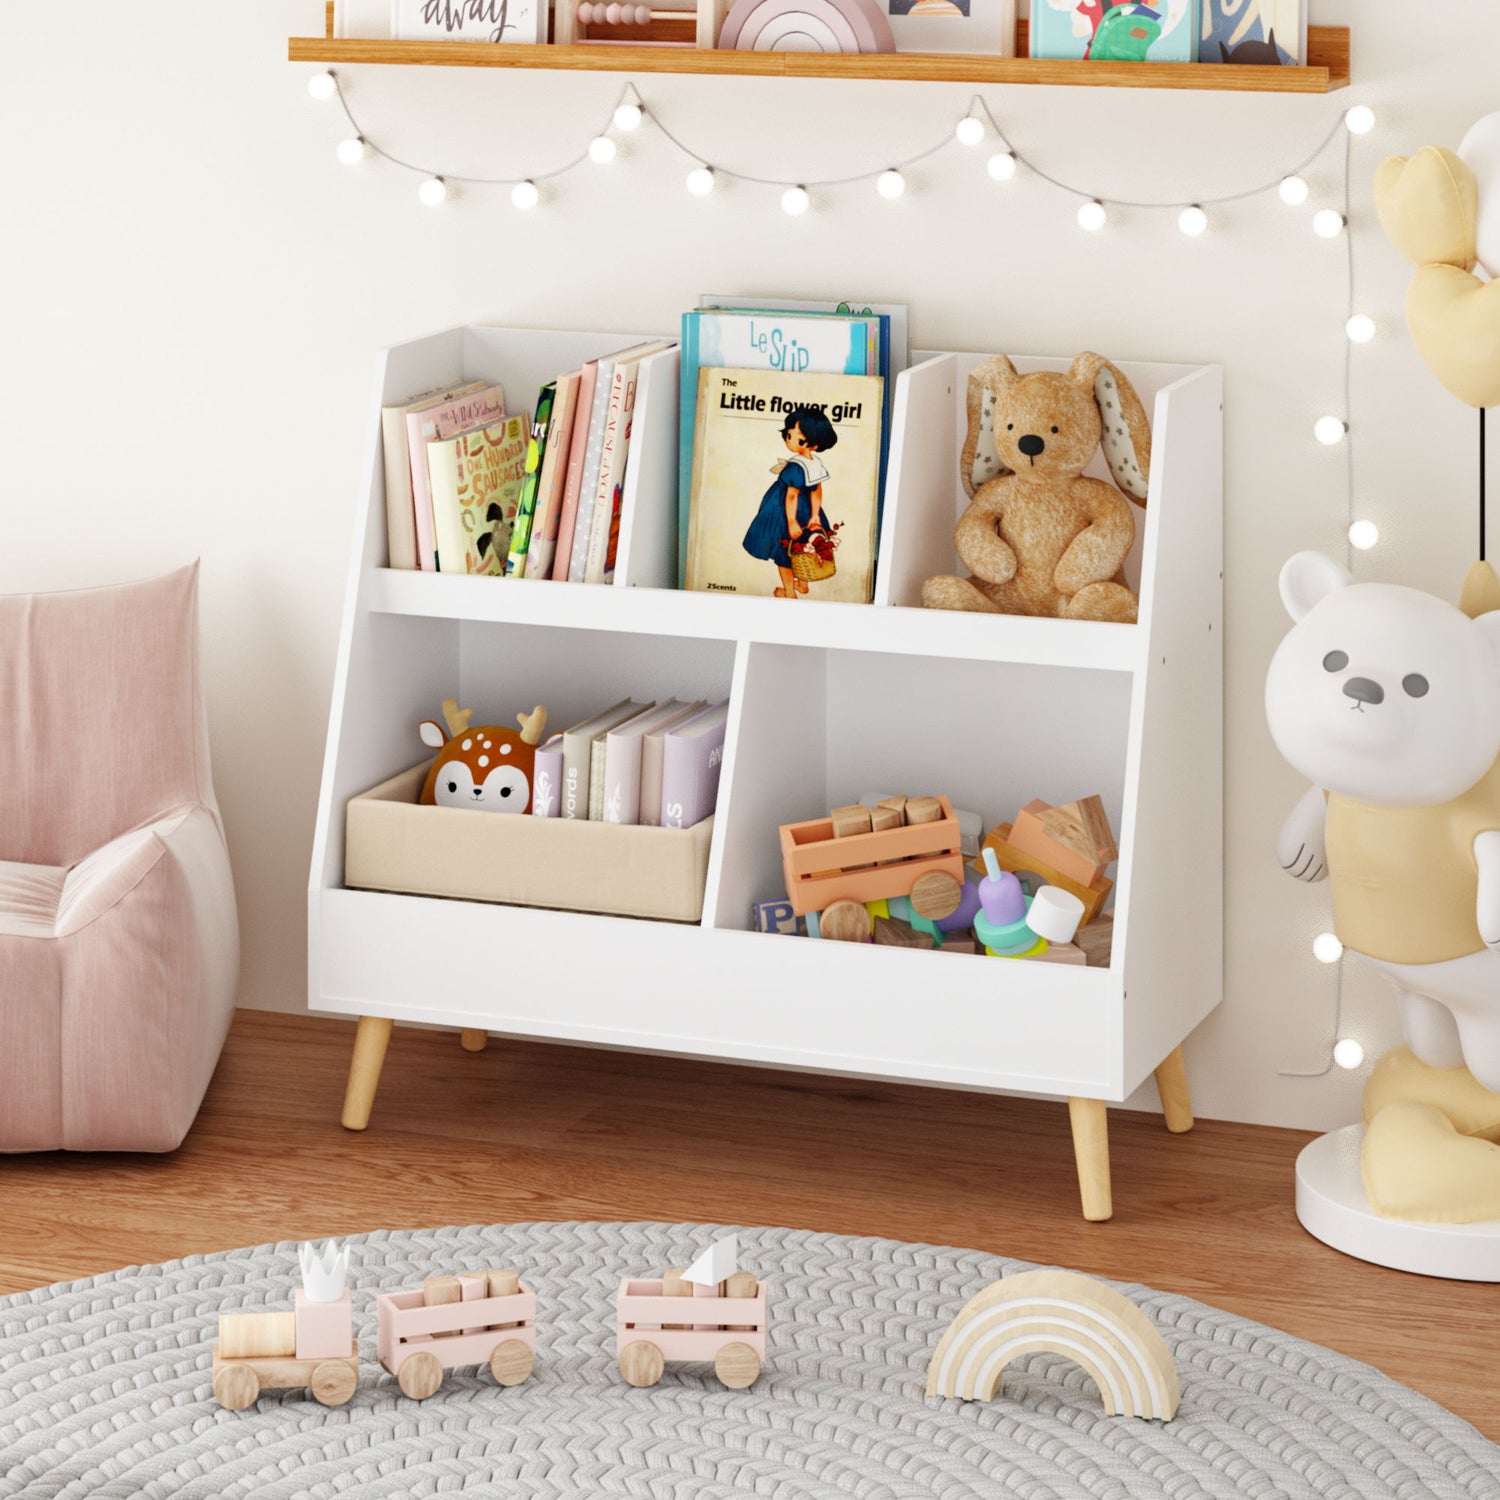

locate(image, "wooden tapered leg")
[[1067, 1097, 1113, 1222], [1153, 1045, 1194, 1134], [341, 1016, 394, 1131], [460, 1029, 488, 1053]]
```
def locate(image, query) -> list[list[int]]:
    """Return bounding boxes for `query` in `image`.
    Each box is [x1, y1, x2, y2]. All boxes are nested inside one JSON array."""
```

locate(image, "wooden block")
[[905, 796, 942, 825], [486, 1268, 521, 1329], [878, 795, 907, 822], [873, 916, 934, 949], [219, 1311, 296, 1361], [938, 931, 977, 953], [830, 804, 873, 839], [753, 898, 806, 936], [1012, 801, 1107, 887], [974, 825, 1112, 927], [1071, 795, 1118, 862], [869, 803, 904, 833], [820, 900, 871, 943], [1040, 795, 1117, 866], [424, 1274, 462, 1336], [910, 870, 962, 920], [662, 1267, 690, 1329], [1028, 941, 1087, 966], [295, 1289, 352, 1360], [724, 1271, 758, 1332], [1075, 913, 1114, 966]]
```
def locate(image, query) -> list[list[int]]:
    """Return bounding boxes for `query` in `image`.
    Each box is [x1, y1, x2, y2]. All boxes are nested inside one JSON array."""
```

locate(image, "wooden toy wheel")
[[910, 870, 963, 921], [398, 1350, 444, 1400], [618, 1339, 664, 1388], [714, 1341, 760, 1389], [213, 1363, 260, 1411], [312, 1360, 358, 1407], [489, 1338, 534, 1387]]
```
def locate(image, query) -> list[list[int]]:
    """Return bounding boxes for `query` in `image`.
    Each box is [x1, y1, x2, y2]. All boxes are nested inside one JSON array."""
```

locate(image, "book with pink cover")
[[637, 700, 709, 827], [407, 383, 506, 571], [523, 369, 581, 581], [550, 360, 599, 581], [659, 700, 730, 830], [382, 380, 483, 570], [584, 347, 669, 585], [530, 733, 564, 818], [600, 700, 689, 825]]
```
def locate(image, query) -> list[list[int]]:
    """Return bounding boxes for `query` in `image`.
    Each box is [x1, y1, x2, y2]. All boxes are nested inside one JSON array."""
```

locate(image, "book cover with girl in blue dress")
[[685, 366, 884, 604]]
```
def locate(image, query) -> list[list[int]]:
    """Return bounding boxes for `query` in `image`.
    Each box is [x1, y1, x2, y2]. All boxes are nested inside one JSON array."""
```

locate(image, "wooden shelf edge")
[[289, 24, 1349, 92]]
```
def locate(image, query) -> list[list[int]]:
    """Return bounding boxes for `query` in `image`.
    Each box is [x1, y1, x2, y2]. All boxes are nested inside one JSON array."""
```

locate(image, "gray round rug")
[[2, 1221, 1497, 1499]]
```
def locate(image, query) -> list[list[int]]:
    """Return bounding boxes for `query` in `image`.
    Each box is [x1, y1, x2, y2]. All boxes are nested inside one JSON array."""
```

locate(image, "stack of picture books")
[[382, 337, 675, 583], [679, 297, 907, 605], [530, 697, 730, 827]]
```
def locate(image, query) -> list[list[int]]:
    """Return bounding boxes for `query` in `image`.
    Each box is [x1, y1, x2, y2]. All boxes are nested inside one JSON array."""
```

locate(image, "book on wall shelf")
[[1200, 0, 1305, 64], [1030, 0, 1200, 62]]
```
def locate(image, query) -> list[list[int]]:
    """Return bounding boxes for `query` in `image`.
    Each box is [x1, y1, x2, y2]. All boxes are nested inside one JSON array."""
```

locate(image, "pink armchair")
[[0, 564, 238, 1151]]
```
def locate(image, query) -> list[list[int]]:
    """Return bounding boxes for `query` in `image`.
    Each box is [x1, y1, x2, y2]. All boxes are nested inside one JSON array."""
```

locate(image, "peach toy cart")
[[616, 1277, 769, 1389], [377, 1276, 537, 1399]]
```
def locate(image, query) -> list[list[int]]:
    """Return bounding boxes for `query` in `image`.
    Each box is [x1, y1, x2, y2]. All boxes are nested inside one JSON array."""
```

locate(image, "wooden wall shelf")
[[290, 17, 1350, 93]]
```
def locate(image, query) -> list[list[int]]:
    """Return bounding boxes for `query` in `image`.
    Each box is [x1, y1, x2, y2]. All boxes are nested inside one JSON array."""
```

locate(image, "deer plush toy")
[[419, 697, 548, 814], [922, 353, 1151, 624]]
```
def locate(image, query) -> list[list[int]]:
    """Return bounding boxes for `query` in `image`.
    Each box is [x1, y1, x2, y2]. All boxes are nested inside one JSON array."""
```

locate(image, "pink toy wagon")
[[376, 1272, 537, 1399], [615, 1275, 769, 1389]]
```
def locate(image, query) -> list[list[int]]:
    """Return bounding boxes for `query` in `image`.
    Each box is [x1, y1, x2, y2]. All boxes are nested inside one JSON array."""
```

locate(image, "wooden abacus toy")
[[212, 1241, 360, 1410], [376, 1267, 537, 1399], [553, 0, 730, 46], [616, 1235, 768, 1390]]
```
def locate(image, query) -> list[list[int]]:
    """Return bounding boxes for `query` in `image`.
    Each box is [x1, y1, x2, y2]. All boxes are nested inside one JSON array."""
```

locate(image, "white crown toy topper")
[[298, 1239, 349, 1303]]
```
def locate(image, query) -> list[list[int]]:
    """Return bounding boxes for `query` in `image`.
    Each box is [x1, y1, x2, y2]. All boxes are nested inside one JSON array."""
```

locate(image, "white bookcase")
[[310, 323, 1223, 1220]]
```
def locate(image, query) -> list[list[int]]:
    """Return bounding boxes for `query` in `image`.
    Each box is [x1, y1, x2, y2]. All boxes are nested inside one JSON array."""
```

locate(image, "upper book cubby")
[[290, 5, 1350, 93]]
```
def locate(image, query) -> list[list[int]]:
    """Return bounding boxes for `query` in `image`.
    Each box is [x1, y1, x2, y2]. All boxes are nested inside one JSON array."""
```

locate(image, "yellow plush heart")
[[1362, 1101, 1500, 1223], [1363, 1046, 1500, 1142], [1375, 147, 1478, 269], [1404, 263, 1500, 409]]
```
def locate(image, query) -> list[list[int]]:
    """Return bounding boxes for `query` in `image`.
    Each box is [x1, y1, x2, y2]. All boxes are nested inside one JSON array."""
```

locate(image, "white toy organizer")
[[310, 323, 1224, 1221]]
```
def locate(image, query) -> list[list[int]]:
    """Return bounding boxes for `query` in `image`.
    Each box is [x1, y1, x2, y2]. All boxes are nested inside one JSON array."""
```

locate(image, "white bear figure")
[[1266, 552, 1500, 1094]]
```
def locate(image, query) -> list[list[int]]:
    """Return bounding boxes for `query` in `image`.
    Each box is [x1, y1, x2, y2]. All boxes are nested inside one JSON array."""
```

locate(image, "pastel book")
[[523, 369, 581, 581], [1031, 0, 1199, 61], [660, 700, 731, 830], [381, 380, 483, 570], [583, 349, 655, 586], [638, 701, 710, 827], [427, 413, 530, 576], [550, 360, 599, 581], [685, 366, 884, 605], [679, 307, 882, 584], [561, 699, 649, 819], [530, 733, 564, 817], [408, 384, 507, 572], [1201, 0, 1304, 63], [600, 700, 692, 825]]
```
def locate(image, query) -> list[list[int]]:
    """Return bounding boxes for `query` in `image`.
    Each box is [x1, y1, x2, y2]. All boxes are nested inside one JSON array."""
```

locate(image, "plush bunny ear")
[[1279, 551, 1353, 622], [961, 355, 1018, 499], [1071, 353, 1151, 504]]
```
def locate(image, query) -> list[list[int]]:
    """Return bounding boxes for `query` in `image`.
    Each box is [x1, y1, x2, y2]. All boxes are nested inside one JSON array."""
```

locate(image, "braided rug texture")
[[2, 1220, 1497, 1500]]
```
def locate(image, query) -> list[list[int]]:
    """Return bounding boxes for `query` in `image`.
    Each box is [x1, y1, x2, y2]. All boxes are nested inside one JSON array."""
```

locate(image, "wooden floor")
[[3, 1009, 1495, 1441]]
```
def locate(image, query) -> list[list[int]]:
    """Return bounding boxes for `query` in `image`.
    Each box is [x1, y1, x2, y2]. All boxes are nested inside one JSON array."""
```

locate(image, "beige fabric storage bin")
[[345, 765, 713, 922]]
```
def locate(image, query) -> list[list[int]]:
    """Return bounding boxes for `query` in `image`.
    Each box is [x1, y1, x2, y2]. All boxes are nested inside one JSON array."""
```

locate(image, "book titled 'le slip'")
[[659, 700, 730, 829]]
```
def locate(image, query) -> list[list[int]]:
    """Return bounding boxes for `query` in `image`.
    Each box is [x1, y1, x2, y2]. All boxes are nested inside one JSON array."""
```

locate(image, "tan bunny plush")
[[921, 353, 1152, 624]]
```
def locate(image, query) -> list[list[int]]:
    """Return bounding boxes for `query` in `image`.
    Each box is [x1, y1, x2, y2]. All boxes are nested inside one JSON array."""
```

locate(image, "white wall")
[[2, 0, 1494, 1130]]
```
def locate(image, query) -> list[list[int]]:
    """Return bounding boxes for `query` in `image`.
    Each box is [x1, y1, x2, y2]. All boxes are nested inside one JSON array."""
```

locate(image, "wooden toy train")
[[211, 1234, 765, 1409]]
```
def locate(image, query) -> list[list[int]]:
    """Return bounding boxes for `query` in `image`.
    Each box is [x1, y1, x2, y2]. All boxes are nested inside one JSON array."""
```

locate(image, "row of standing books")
[[532, 698, 729, 828], [382, 338, 674, 582]]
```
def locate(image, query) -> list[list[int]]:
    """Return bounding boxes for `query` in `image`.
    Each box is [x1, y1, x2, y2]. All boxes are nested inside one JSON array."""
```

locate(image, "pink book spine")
[[584, 365, 633, 585], [659, 708, 729, 830], [551, 362, 599, 582], [408, 388, 505, 572]]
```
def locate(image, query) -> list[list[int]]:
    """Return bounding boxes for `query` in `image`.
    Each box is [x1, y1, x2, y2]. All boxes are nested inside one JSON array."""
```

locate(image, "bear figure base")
[[1296, 1124, 1500, 1281]]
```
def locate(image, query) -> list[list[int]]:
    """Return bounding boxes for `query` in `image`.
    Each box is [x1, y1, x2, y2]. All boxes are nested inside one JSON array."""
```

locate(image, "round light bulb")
[[511, 179, 540, 210], [1312, 931, 1344, 964], [1348, 519, 1380, 550], [1278, 174, 1310, 206], [686, 165, 715, 197], [588, 135, 617, 164], [1077, 199, 1107, 232], [1313, 209, 1346, 238], [307, 70, 337, 101], [1314, 416, 1348, 446], [613, 101, 643, 132], [1333, 1037, 1365, 1070], [1345, 313, 1376, 344], [986, 151, 1017, 182], [1178, 204, 1208, 237], [955, 115, 985, 147], [876, 169, 906, 200], [336, 136, 366, 166], [1344, 104, 1376, 136], [781, 185, 810, 217], [417, 176, 448, 207]]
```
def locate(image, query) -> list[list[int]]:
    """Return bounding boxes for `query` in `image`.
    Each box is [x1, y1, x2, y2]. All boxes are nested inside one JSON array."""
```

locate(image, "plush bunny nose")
[[1342, 677, 1384, 705], [1017, 433, 1046, 458]]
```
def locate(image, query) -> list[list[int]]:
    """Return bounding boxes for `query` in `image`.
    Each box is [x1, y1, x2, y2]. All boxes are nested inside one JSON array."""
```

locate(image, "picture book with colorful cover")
[[505, 382, 556, 577], [427, 413, 529, 576], [381, 380, 483, 569], [1200, 0, 1303, 63], [659, 700, 731, 830], [686, 367, 884, 605], [1031, 0, 1198, 61], [408, 383, 507, 571], [678, 308, 879, 585], [523, 369, 581, 580]]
